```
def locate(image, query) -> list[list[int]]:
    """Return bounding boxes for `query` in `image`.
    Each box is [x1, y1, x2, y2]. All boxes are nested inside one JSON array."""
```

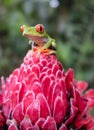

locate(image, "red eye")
[[35, 24, 45, 33], [20, 25, 24, 32]]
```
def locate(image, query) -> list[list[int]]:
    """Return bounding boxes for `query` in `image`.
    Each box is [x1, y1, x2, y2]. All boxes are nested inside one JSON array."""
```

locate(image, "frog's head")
[[20, 24, 47, 38]]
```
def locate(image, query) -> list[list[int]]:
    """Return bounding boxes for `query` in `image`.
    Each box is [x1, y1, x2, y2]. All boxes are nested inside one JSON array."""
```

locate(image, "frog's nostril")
[[20, 25, 24, 32]]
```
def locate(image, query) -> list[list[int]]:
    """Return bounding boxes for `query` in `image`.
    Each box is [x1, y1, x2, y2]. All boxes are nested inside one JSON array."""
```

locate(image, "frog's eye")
[[35, 24, 45, 33], [20, 25, 24, 32]]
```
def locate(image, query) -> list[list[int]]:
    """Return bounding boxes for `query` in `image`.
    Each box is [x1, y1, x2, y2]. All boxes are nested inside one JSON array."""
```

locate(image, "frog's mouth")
[[23, 34, 47, 45]]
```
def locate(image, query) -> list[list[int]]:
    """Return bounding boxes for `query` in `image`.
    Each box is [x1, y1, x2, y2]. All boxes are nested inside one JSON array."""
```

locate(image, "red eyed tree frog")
[[20, 24, 56, 55]]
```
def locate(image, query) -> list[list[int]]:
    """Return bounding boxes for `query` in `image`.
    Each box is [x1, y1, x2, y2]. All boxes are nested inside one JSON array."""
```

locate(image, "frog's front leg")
[[39, 39, 56, 55], [42, 39, 55, 50]]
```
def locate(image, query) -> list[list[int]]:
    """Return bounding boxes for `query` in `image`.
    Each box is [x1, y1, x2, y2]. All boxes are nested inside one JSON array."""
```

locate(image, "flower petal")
[[41, 76, 50, 97], [0, 111, 5, 126], [0, 92, 2, 106], [20, 117, 32, 130], [47, 81, 55, 109], [65, 69, 74, 83], [22, 91, 35, 113], [65, 98, 78, 125], [32, 82, 41, 96], [27, 100, 40, 124], [53, 96, 65, 124], [27, 125, 39, 130], [8, 122, 18, 130], [59, 124, 67, 130], [77, 81, 88, 93], [31, 65, 40, 78], [42, 116, 57, 130], [36, 118, 45, 128], [3, 99, 11, 118], [37, 94, 51, 118], [52, 63, 59, 75], [85, 89, 94, 98], [11, 83, 21, 109], [12, 103, 24, 124], [51, 84, 61, 111]]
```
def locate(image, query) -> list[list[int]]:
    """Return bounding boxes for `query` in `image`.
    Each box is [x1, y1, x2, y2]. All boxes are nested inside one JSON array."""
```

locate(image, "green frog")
[[20, 24, 56, 54]]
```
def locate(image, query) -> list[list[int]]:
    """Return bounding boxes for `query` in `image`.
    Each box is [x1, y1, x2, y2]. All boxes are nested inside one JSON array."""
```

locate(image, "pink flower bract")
[[0, 50, 94, 130]]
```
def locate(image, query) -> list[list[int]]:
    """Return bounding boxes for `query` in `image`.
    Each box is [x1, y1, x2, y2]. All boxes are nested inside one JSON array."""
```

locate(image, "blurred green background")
[[0, 0, 94, 88]]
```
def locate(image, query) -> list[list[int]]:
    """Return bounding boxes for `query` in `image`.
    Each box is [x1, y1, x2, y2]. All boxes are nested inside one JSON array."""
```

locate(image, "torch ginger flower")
[[0, 50, 94, 130], [0, 23, 94, 130]]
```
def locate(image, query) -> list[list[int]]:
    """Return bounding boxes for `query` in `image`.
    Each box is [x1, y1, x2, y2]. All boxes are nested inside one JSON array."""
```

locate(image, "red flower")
[[0, 50, 94, 130]]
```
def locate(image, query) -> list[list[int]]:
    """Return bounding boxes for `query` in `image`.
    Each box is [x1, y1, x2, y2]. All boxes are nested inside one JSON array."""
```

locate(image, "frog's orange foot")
[[33, 49, 50, 58], [39, 48, 56, 55], [31, 48, 56, 57], [39, 49, 51, 54]]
